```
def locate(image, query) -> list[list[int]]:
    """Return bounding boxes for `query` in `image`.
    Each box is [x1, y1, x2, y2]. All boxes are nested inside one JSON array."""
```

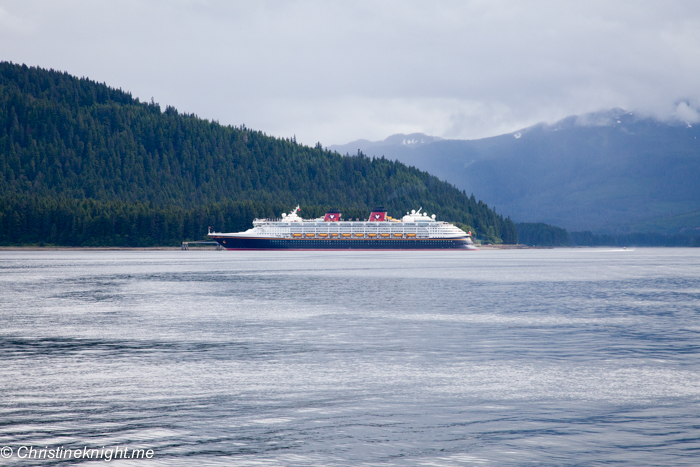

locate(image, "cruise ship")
[[208, 206, 478, 250]]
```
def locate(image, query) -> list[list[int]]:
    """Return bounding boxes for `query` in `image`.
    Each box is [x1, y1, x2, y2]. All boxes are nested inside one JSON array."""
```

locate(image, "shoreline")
[[0, 246, 183, 251], [1, 244, 538, 251], [4, 245, 684, 251], [477, 244, 542, 250]]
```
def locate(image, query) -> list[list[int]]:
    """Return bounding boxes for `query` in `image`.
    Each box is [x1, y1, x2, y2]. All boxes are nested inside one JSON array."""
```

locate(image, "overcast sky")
[[2, 0, 700, 146]]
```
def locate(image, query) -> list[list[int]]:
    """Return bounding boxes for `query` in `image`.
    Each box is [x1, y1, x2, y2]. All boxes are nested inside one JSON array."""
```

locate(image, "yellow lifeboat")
[[341, 233, 351, 237], [393, 233, 403, 237], [292, 233, 302, 237], [380, 233, 391, 237], [318, 233, 328, 237], [367, 233, 377, 238], [305, 233, 315, 237], [406, 233, 416, 237], [330, 233, 339, 237], [354, 233, 364, 237]]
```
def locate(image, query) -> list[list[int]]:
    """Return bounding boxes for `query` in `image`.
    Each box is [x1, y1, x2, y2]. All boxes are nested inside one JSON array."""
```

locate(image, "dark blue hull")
[[209, 236, 474, 250]]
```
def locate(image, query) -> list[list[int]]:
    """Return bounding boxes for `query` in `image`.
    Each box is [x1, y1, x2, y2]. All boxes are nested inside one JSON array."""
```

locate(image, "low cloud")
[[675, 101, 700, 123], [1, 1, 699, 144]]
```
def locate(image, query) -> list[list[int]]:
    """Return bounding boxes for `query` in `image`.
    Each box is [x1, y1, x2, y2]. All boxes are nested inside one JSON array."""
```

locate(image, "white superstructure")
[[209, 206, 476, 248]]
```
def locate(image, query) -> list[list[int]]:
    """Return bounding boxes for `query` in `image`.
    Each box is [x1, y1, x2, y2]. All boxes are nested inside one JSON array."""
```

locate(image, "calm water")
[[1, 248, 699, 466]]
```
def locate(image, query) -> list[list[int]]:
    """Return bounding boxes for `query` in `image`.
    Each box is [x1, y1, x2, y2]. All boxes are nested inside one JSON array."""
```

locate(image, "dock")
[[181, 241, 224, 250]]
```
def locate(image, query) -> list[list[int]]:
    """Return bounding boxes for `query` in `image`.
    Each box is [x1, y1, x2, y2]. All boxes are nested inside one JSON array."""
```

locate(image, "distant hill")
[[0, 62, 515, 246], [330, 111, 700, 234]]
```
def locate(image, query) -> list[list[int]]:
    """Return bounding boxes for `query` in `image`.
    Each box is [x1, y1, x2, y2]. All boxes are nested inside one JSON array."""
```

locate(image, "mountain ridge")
[[331, 111, 700, 234]]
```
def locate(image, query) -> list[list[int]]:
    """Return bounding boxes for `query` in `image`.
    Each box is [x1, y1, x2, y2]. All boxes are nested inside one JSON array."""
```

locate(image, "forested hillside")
[[516, 222, 699, 247], [515, 223, 571, 247], [0, 62, 516, 246]]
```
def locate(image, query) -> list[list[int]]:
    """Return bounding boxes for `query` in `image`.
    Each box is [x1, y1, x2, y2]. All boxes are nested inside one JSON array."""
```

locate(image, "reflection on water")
[[1, 249, 699, 465]]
